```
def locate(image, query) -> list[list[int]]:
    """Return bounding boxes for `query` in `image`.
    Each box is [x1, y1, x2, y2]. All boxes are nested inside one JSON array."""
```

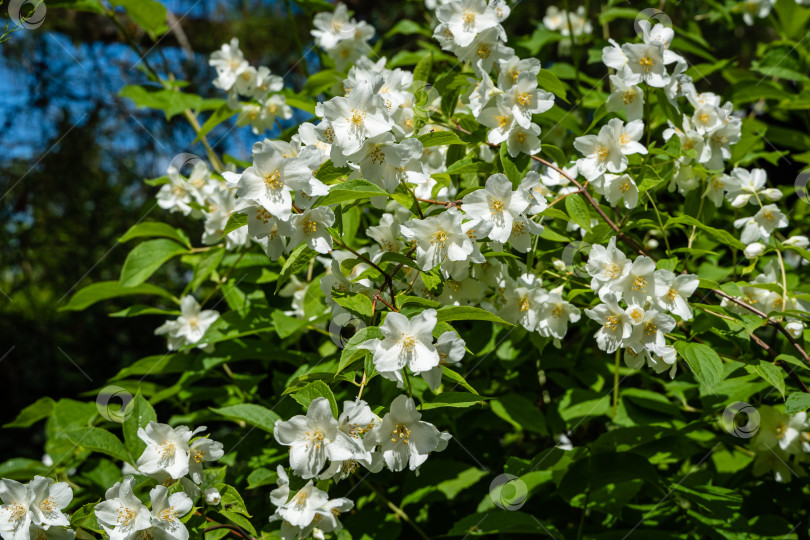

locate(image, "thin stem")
[[612, 348, 620, 418], [366, 482, 431, 540], [403, 368, 413, 398]]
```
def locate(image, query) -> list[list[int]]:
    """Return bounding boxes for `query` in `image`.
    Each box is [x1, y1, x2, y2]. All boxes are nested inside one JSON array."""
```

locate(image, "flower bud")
[[204, 487, 221, 505], [744, 242, 765, 259], [784, 235, 809, 249], [786, 321, 804, 340], [646, 238, 659, 250], [552, 258, 566, 272], [761, 188, 783, 201]]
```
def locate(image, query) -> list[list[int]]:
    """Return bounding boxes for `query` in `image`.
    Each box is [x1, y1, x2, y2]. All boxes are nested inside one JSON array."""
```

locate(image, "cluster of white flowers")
[[144, 2, 808, 537], [582, 238, 699, 377], [209, 38, 291, 134], [156, 159, 250, 250], [0, 476, 74, 540], [543, 5, 593, 51], [93, 422, 223, 540]]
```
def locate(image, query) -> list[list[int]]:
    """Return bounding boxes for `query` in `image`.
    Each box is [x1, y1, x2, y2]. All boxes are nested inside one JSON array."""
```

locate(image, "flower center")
[[256, 208, 273, 224], [551, 305, 563, 318], [117, 505, 136, 526], [639, 56, 654, 72], [516, 92, 531, 106], [622, 90, 636, 104], [370, 146, 385, 165], [304, 430, 325, 450], [644, 322, 657, 336], [596, 145, 610, 162], [515, 132, 527, 144], [159, 506, 178, 522], [519, 296, 530, 312], [192, 449, 206, 463], [39, 497, 57, 513], [391, 424, 411, 444], [511, 221, 525, 235], [350, 109, 366, 127], [632, 276, 648, 292], [604, 315, 620, 332], [264, 170, 282, 190], [495, 115, 509, 129], [477, 45, 491, 59], [490, 200, 504, 214], [399, 334, 417, 353], [302, 219, 318, 234], [8, 503, 26, 523], [431, 230, 448, 247], [666, 288, 678, 301], [462, 9, 476, 24], [619, 133, 631, 145], [603, 262, 621, 279], [620, 180, 632, 193]]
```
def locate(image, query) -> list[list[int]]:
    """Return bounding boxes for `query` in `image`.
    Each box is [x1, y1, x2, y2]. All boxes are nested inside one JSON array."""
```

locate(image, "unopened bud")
[[204, 487, 221, 505], [744, 242, 765, 259]]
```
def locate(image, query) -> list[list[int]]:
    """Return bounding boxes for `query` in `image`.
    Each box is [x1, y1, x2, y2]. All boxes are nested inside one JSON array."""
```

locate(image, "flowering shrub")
[[4, 0, 810, 538]]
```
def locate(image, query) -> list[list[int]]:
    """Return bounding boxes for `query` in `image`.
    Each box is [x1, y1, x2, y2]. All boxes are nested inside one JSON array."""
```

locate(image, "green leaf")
[[216, 484, 252, 517], [275, 244, 318, 293], [194, 104, 236, 143], [655, 88, 684, 131], [118, 222, 191, 248], [441, 367, 479, 395], [122, 392, 157, 462], [538, 69, 567, 102], [291, 381, 339, 418], [119, 86, 200, 119], [315, 179, 387, 207], [222, 212, 248, 237], [491, 394, 548, 434], [210, 404, 282, 433], [499, 143, 522, 185], [0, 459, 48, 481], [120, 239, 189, 287], [666, 215, 746, 251], [412, 50, 433, 85], [61, 281, 174, 311], [436, 306, 511, 325], [337, 326, 383, 374], [674, 341, 725, 392], [109, 0, 168, 36], [565, 194, 592, 232], [379, 251, 419, 270], [745, 362, 786, 399], [188, 247, 225, 291], [331, 290, 374, 318], [448, 511, 560, 536], [314, 160, 353, 183], [64, 427, 131, 463], [420, 392, 490, 410], [785, 393, 810, 415], [3, 397, 55, 428], [417, 131, 465, 148]]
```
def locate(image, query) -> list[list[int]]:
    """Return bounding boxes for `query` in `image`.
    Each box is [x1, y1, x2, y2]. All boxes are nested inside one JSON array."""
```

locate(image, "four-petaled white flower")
[[155, 296, 219, 351], [361, 309, 440, 376], [146, 486, 193, 540], [94, 476, 152, 540], [273, 397, 357, 479], [461, 174, 530, 243], [400, 209, 474, 271], [367, 395, 448, 471], [137, 422, 199, 480]]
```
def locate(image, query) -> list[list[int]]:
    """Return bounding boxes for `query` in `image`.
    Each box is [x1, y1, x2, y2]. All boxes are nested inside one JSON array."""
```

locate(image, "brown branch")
[[417, 197, 463, 208]]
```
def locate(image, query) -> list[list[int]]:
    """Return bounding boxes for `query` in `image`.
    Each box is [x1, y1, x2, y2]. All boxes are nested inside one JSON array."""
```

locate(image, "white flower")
[[584, 294, 633, 354], [400, 209, 473, 271], [626, 309, 676, 354], [734, 204, 788, 244], [537, 291, 581, 340], [94, 476, 152, 540], [319, 80, 393, 156], [204, 488, 221, 506], [621, 42, 670, 87], [784, 235, 809, 249], [367, 395, 447, 471], [654, 271, 699, 320], [606, 75, 644, 121], [0, 479, 33, 540], [273, 397, 357, 479], [742, 0, 773, 25], [276, 481, 329, 528], [156, 161, 210, 216], [26, 476, 72, 528], [786, 321, 804, 339], [361, 309, 440, 375], [146, 486, 192, 540], [477, 97, 516, 146], [505, 122, 543, 157], [289, 207, 335, 254], [455, 28, 514, 76], [744, 242, 766, 259], [436, 0, 501, 47], [461, 174, 530, 243], [501, 281, 547, 332], [421, 332, 465, 391], [345, 134, 424, 193], [137, 422, 198, 480], [155, 296, 219, 351], [585, 237, 630, 292], [726, 168, 769, 207], [609, 256, 657, 305], [188, 432, 224, 484], [603, 173, 638, 209], [519, 171, 550, 215], [607, 118, 647, 157], [574, 123, 626, 181], [237, 141, 317, 221], [505, 73, 554, 128], [209, 38, 247, 92], [602, 38, 628, 72], [367, 213, 403, 255], [497, 57, 541, 90], [25, 524, 75, 540]]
